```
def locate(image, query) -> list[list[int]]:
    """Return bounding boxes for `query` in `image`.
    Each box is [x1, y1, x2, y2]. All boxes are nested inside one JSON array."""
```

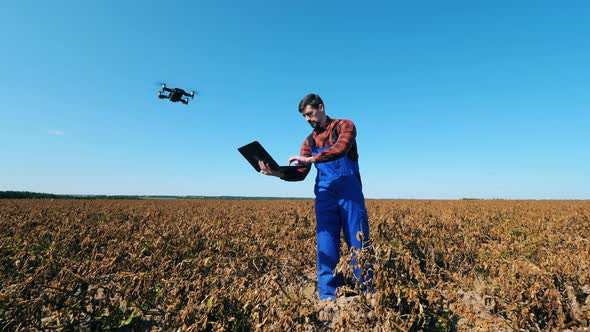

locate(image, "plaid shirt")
[[281, 117, 359, 181]]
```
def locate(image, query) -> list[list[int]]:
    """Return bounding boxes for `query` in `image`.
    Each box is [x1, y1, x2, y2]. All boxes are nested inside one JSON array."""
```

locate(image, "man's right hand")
[[259, 161, 284, 177]]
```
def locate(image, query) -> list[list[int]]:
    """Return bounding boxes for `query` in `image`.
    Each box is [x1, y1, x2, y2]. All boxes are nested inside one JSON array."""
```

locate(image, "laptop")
[[238, 141, 303, 173]]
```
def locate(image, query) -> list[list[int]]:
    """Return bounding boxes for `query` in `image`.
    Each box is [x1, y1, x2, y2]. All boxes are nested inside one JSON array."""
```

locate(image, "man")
[[259, 93, 372, 300]]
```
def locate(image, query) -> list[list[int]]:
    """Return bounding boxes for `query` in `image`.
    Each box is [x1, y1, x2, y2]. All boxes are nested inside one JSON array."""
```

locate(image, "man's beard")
[[309, 121, 320, 129]]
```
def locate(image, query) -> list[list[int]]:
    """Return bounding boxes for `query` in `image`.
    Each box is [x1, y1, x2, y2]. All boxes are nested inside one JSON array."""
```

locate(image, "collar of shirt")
[[315, 116, 333, 133]]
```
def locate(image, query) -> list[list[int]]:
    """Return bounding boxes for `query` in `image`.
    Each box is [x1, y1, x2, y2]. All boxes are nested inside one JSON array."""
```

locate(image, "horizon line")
[[1, 191, 588, 201]]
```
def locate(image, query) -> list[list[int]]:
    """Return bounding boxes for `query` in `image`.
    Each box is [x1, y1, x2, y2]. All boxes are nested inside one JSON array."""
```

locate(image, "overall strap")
[[307, 133, 315, 149], [330, 121, 339, 145]]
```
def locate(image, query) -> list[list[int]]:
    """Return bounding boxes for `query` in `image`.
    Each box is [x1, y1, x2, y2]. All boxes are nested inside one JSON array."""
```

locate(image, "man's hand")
[[259, 161, 284, 177], [288, 155, 314, 166]]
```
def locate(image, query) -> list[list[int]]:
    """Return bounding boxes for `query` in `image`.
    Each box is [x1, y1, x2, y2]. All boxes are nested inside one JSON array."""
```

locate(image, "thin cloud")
[[48, 130, 65, 136]]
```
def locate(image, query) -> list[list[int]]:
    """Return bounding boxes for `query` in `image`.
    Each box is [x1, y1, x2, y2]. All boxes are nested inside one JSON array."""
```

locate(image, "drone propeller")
[[154, 82, 168, 90]]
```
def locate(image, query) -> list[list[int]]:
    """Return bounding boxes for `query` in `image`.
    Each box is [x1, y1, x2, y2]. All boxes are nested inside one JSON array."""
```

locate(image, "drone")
[[157, 83, 196, 105]]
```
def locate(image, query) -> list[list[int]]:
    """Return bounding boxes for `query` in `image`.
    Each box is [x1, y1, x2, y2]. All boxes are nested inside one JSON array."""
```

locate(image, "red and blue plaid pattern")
[[281, 117, 359, 181]]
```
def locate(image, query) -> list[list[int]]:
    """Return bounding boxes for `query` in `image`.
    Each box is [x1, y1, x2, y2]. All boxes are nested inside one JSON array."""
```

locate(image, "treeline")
[[0, 191, 139, 200], [0, 191, 310, 200]]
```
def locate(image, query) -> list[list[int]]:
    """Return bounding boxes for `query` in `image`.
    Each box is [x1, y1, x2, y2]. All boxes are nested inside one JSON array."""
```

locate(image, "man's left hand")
[[288, 155, 314, 166]]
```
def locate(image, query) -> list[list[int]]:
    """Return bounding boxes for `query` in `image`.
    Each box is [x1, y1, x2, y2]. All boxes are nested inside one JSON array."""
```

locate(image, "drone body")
[[158, 84, 195, 105]]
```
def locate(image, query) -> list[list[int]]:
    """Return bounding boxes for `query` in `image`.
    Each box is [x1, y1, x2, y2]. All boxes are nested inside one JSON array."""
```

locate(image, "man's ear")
[[318, 104, 324, 112]]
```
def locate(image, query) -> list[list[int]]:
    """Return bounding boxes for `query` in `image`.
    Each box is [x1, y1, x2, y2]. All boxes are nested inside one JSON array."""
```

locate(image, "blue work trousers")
[[313, 146, 372, 300]]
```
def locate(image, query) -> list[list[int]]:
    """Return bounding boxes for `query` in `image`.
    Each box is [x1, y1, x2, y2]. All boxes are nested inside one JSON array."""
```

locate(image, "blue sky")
[[1, 1, 589, 199]]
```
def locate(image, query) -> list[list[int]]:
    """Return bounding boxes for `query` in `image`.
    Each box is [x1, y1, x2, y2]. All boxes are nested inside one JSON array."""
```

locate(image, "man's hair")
[[298, 94, 324, 113]]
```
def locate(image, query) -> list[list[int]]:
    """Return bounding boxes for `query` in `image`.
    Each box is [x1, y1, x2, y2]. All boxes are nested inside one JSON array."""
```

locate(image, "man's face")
[[301, 104, 325, 130]]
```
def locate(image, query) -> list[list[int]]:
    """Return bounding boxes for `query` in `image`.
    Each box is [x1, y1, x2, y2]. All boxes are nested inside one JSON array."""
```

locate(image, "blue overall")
[[312, 144, 372, 300]]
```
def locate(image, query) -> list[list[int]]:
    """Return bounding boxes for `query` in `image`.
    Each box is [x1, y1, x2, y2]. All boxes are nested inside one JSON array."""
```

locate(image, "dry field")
[[1, 199, 589, 331]]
